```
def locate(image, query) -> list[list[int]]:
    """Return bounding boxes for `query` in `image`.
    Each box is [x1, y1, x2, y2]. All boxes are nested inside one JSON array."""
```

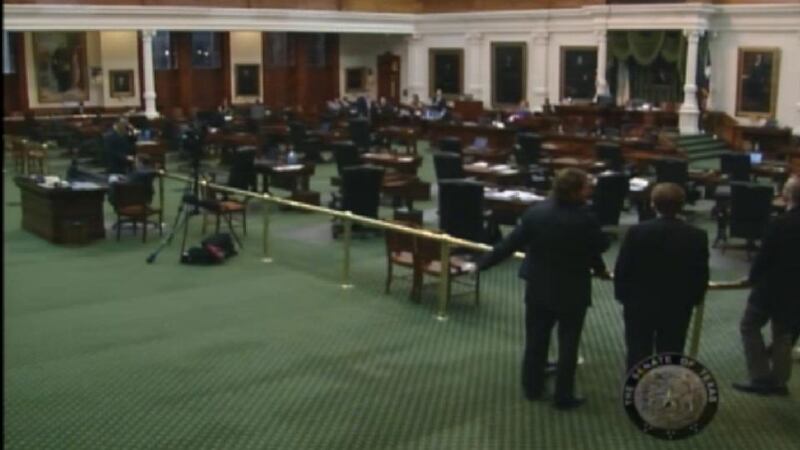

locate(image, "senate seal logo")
[[623, 353, 719, 440]]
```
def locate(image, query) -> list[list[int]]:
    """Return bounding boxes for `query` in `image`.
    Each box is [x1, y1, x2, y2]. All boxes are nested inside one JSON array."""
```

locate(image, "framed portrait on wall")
[[109, 70, 134, 98], [32, 31, 88, 103], [235, 64, 260, 97], [736, 48, 780, 118], [492, 42, 527, 106], [560, 47, 597, 101], [345, 67, 368, 92], [429, 49, 463, 98]]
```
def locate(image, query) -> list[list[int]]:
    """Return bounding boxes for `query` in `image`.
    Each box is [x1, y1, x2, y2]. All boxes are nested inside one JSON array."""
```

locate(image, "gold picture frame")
[[345, 67, 368, 92], [429, 48, 464, 99], [491, 42, 527, 107], [33, 32, 89, 103], [109, 69, 135, 99], [735, 47, 780, 118], [235, 64, 261, 97]]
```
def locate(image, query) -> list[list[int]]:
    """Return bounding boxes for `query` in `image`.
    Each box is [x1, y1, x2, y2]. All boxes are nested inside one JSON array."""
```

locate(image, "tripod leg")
[[223, 213, 243, 248]]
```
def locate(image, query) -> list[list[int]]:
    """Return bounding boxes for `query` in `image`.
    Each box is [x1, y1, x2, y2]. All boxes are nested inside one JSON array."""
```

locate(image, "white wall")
[[99, 31, 140, 108], [339, 33, 406, 101], [229, 31, 263, 105], [710, 31, 800, 132]]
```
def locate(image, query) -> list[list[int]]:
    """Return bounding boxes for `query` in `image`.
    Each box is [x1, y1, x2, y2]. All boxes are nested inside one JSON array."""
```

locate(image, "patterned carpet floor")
[[4, 148, 798, 450]]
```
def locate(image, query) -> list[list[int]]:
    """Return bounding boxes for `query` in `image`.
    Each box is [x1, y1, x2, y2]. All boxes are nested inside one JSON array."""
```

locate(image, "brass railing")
[[158, 170, 749, 357]]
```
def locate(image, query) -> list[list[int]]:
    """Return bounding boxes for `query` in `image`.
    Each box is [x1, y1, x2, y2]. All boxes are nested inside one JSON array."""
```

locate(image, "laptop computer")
[[750, 152, 763, 165]]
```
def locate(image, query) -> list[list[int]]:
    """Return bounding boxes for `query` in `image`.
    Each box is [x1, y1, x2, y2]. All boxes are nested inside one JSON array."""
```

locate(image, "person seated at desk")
[[508, 100, 532, 123], [355, 96, 371, 119], [103, 118, 136, 175], [431, 89, 447, 112]]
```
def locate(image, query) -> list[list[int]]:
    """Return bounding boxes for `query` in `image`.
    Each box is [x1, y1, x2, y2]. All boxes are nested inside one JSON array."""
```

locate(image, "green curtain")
[[608, 32, 631, 61], [627, 30, 665, 66]]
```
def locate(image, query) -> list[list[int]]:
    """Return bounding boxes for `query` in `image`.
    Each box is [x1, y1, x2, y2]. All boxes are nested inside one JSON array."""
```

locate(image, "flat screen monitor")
[[750, 152, 763, 165]]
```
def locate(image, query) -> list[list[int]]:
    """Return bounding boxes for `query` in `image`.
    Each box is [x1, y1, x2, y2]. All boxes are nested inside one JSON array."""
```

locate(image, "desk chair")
[[438, 137, 462, 155], [654, 158, 701, 204], [515, 132, 549, 190], [331, 141, 361, 175], [721, 182, 773, 258], [433, 152, 465, 181], [438, 179, 499, 246], [517, 132, 543, 162], [591, 172, 630, 231], [595, 142, 624, 172], [109, 173, 162, 242], [288, 121, 307, 151], [348, 118, 373, 153], [201, 148, 256, 237], [415, 231, 481, 307], [332, 165, 384, 239]]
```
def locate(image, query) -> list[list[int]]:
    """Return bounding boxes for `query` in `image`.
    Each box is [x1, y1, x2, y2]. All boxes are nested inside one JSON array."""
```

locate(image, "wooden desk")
[[428, 122, 516, 149], [463, 163, 523, 186], [377, 126, 419, 155], [463, 146, 511, 164], [15, 177, 106, 244], [362, 153, 421, 175], [254, 160, 317, 202], [484, 188, 545, 224]]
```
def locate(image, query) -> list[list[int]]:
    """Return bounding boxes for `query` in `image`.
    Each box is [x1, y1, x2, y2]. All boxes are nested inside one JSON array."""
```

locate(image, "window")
[[3, 31, 15, 74], [153, 31, 176, 71], [492, 42, 527, 106], [191, 32, 221, 69]]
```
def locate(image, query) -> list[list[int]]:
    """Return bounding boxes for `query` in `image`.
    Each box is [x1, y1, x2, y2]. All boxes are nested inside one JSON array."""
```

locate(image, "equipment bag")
[[180, 233, 237, 265]]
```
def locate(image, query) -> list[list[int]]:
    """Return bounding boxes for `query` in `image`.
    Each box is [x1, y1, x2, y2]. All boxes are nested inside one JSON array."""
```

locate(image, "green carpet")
[[4, 146, 798, 450]]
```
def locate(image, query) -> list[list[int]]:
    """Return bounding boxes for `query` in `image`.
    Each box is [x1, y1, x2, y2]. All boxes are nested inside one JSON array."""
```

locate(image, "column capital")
[[594, 29, 607, 42], [531, 31, 549, 46], [465, 32, 483, 45], [683, 28, 705, 43], [405, 33, 423, 45], [141, 29, 157, 40]]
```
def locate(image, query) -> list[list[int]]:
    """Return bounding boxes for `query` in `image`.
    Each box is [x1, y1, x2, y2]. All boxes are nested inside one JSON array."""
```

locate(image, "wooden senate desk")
[[362, 153, 422, 175], [428, 122, 516, 150], [463, 162, 523, 186], [254, 160, 320, 205], [552, 105, 679, 129], [462, 146, 511, 164], [15, 176, 107, 244], [376, 126, 420, 155]]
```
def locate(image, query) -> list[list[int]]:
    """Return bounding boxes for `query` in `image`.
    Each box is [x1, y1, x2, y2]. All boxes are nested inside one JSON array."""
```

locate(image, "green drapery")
[[608, 30, 686, 103]]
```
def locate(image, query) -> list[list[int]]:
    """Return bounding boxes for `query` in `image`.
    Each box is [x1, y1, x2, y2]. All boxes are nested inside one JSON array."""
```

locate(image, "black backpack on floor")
[[181, 233, 238, 265]]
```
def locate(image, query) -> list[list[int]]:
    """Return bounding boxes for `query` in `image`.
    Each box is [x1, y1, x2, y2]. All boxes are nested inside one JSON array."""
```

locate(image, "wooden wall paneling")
[[176, 32, 194, 115], [222, 31, 231, 105], [3, 32, 28, 115]]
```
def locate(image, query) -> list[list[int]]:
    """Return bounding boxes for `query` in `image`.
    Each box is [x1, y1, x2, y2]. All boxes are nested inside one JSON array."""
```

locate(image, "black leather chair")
[[433, 152, 465, 181], [438, 179, 499, 246], [595, 142, 625, 172], [724, 182, 774, 258], [348, 118, 372, 153], [516, 132, 542, 162], [288, 121, 307, 151], [331, 141, 362, 175], [591, 172, 630, 229], [720, 152, 752, 182], [438, 137, 462, 155], [654, 158, 701, 204], [332, 165, 384, 238]]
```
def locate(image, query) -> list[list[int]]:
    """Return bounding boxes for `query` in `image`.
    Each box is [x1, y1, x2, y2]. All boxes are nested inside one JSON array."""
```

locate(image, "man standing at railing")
[[734, 175, 800, 396], [475, 168, 611, 410], [613, 183, 710, 372]]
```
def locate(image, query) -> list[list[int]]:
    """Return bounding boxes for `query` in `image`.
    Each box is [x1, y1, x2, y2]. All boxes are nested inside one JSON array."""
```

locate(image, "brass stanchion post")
[[435, 239, 451, 321], [262, 197, 273, 263], [341, 212, 354, 289], [688, 301, 706, 358]]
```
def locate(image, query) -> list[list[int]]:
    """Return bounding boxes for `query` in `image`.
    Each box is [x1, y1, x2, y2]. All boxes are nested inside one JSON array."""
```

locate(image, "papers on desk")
[[469, 161, 489, 169], [492, 164, 511, 171], [485, 189, 544, 203], [629, 177, 650, 192], [70, 181, 103, 190], [273, 164, 304, 171], [397, 157, 414, 162]]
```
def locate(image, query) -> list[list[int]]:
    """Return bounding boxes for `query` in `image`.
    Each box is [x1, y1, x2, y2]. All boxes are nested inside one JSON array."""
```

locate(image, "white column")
[[141, 29, 158, 119], [465, 32, 484, 103], [704, 31, 718, 113], [595, 29, 609, 98], [795, 101, 800, 136], [405, 34, 426, 101], [530, 31, 549, 111], [679, 29, 703, 135]]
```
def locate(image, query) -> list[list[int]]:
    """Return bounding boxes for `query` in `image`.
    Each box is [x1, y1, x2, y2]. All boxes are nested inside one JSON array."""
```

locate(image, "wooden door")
[[377, 52, 400, 103]]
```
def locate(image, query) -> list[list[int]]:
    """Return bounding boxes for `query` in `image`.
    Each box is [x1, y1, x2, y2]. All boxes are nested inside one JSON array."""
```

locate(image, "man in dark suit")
[[614, 183, 710, 372], [476, 168, 610, 409], [734, 175, 800, 396], [103, 118, 135, 175]]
